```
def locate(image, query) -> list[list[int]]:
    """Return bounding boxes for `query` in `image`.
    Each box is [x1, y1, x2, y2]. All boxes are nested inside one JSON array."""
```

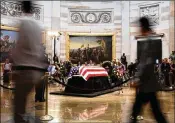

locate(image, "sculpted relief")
[[69, 9, 112, 24], [140, 4, 159, 25], [1, 1, 43, 21]]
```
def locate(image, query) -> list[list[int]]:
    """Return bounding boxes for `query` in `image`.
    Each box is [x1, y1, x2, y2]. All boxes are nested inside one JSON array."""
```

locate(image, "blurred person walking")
[[12, 1, 48, 123], [130, 17, 168, 123]]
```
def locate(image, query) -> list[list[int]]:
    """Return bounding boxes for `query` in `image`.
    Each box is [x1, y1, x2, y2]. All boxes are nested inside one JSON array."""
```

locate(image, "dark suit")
[[35, 77, 46, 102], [169, 64, 175, 87], [161, 63, 171, 86], [128, 64, 134, 77], [121, 56, 127, 70]]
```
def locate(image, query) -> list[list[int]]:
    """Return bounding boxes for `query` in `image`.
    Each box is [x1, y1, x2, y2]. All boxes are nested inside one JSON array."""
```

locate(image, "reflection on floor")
[[1, 84, 174, 123]]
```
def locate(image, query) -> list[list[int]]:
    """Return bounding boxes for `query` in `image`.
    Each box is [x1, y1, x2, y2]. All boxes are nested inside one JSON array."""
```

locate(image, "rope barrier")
[[0, 84, 15, 90], [0, 78, 130, 92]]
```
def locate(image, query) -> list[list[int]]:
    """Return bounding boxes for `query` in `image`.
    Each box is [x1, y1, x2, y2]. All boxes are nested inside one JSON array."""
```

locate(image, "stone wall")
[[59, 1, 122, 60], [1, 1, 174, 63], [170, 0, 175, 52]]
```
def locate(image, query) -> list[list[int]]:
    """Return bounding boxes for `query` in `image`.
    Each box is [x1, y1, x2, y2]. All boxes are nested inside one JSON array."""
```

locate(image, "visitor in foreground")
[[130, 17, 168, 123], [12, 1, 48, 123]]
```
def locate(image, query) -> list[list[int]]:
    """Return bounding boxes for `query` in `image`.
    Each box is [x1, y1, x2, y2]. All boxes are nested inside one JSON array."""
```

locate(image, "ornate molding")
[[140, 4, 159, 26], [1, 1, 44, 21], [69, 9, 113, 24]]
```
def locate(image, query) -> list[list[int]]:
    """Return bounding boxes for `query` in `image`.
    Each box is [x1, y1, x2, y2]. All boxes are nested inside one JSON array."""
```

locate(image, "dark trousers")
[[128, 70, 132, 77], [14, 70, 44, 123], [169, 72, 175, 86], [3, 70, 10, 83], [129, 69, 134, 77], [123, 63, 127, 70], [163, 72, 169, 87], [35, 78, 46, 101], [131, 92, 167, 123]]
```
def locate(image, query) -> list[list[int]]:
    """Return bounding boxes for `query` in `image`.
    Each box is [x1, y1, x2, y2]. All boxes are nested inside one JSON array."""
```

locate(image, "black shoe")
[[39, 99, 46, 102]]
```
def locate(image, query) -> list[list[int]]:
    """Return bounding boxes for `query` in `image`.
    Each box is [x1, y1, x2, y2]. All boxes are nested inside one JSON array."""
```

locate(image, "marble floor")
[[1, 84, 174, 123]]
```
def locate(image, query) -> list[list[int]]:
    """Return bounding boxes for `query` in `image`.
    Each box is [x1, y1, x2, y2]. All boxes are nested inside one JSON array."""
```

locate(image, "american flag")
[[68, 66, 80, 77], [79, 66, 108, 81]]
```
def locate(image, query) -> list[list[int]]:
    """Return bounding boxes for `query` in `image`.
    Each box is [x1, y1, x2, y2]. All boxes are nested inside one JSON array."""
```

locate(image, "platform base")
[[50, 86, 122, 97], [40, 115, 53, 121]]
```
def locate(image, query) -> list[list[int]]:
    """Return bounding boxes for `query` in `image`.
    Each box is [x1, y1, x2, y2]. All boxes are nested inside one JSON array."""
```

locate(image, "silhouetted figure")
[[53, 54, 59, 64], [169, 51, 175, 63], [12, 1, 48, 122], [130, 17, 168, 123], [121, 53, 127, 70], [128, 62, 134, 77], [161, 58, 171, 87], [133, 59, 139, 76]]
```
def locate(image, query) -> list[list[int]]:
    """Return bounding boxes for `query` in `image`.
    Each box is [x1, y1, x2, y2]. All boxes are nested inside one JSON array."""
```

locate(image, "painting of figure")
[[69, 35, 113, 64], [0, 30, 18, 62]]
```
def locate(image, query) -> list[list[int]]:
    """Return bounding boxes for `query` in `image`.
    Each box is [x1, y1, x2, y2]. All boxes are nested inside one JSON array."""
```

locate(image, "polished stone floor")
[[1, 83, 174, 123]]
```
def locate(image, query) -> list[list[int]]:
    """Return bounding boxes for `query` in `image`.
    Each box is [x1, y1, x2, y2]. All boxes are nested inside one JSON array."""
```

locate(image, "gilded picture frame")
[[1, 25, 46, 44], [0, 25, 46, 63], [66, 33, 116, 64]]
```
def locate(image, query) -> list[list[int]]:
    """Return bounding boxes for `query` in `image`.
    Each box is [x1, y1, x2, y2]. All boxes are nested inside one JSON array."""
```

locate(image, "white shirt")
[[12, 18, 48, 69], [4, 63, 11, 70]]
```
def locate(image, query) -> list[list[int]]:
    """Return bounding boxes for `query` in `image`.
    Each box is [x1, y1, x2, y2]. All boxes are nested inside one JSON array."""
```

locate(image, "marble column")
[[51, 1, 61, 62], [121, 1, 130, 62], [170, 0, 175, 52]]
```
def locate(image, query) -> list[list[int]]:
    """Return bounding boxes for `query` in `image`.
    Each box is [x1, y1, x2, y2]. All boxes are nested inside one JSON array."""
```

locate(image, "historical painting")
[[69, 35, 113, 64], [0, 29, 18, 62]]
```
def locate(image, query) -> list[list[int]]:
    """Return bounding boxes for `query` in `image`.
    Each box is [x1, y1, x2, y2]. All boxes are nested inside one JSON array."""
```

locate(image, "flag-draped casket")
[[65, 66, 111, 93]]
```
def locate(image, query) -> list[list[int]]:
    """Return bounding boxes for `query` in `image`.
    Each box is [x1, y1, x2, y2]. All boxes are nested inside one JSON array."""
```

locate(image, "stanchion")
[[40, 72, 53, 121]]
